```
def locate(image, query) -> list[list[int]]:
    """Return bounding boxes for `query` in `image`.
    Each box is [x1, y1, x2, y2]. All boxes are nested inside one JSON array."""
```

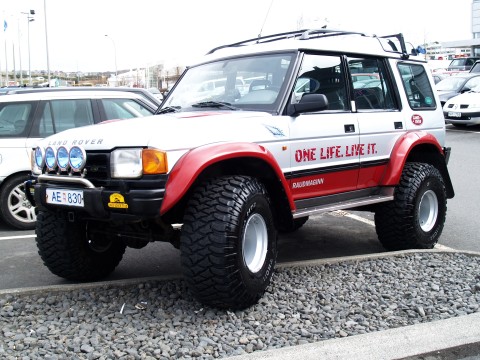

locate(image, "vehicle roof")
[[447, 73, 480, 79], [196, 29, 424, 65], [0, 90, 148, 102], [6, 86, 162, 106]]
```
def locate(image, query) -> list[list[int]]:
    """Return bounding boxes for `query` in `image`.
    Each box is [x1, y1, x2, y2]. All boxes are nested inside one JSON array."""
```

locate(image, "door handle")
[[344, 124, 355, 133]]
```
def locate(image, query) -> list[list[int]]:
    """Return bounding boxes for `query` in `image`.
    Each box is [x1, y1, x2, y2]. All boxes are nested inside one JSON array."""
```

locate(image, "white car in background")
[[443, 86, 480, 127], [0, 90, 156, 230]]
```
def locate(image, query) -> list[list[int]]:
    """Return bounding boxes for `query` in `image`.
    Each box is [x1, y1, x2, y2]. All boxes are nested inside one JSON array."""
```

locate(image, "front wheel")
[[375, 162, 447, 251], [180, 176, 277, 309], [36, 210, 126, 280], [0, 174, 36, 230]]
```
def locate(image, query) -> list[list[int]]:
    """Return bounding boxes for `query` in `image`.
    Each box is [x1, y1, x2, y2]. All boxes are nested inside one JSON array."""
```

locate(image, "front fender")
[[160, 142, 294, 215], [381, 131, 445, 186]]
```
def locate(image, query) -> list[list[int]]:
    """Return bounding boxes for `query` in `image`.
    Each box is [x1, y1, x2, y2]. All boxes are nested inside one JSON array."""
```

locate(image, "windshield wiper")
[[190, 101, 239, 110], [156, 106, 181, 114]]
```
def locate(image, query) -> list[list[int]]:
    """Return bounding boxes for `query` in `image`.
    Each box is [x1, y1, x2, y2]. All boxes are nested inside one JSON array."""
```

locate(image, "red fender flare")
[[381, 131, 444, 186], [160, 142, 295, 215]]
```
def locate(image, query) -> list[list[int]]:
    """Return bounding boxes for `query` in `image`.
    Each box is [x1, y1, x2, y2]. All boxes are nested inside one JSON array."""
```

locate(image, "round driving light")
[[34, 147, 45, 169], [69, 146, 86, 172], [45, 146, 57, 171], [57, 146, 70, 171]]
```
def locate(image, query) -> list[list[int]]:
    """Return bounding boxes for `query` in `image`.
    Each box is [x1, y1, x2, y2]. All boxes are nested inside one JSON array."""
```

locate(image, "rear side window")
[[37, 99, 94, 137], [398, 63, 436, 110], [348, 57, 397, 110], [0, 102, 34, 137]]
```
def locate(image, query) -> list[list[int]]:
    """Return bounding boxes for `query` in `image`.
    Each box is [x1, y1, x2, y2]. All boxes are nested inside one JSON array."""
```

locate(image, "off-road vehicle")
[[28, 29, 454, 309]]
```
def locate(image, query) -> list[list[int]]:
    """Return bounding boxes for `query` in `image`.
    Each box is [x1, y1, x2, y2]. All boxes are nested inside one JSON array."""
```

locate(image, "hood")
[[38, 111, 285, 151], [437, 91, 458, 103], [445, 92, 479, 105]]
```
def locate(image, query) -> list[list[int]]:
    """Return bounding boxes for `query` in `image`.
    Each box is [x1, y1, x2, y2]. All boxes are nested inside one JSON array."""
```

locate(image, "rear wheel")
[[180, 175, 277, 309], [35, 210, 126, 280], [375, 162, 447, 251], [0, 174, 36, 230]]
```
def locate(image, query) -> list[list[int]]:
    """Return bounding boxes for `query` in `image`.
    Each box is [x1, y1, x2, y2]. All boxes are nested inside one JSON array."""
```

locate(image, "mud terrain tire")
[[375, 162, 447, 251], [180, 175, 277, 309], [35, 210, 126, 280]]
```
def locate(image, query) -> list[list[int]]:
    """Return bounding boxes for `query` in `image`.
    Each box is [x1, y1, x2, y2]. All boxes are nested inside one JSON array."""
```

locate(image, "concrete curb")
[[227, 312, 480, 360]]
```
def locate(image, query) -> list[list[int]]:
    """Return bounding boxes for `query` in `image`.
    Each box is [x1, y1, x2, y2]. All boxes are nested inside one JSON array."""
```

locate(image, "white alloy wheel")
[[418, 189, 438, 232], [242, 213, 268, 273]]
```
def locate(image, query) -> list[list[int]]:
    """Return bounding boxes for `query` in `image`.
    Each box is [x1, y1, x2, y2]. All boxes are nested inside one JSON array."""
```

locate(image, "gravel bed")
[[1, 251, 480, 360]]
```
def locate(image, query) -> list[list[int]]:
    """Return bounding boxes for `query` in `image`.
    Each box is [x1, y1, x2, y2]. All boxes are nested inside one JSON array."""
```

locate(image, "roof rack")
[[206, 28, 418, 60], [378, 33, 421, 59], [206, 28, 368, 55]]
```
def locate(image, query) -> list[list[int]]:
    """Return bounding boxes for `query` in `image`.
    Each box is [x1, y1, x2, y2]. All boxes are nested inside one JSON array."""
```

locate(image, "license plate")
[[448, 111, 461, 118], [46, 188, 84, 207]]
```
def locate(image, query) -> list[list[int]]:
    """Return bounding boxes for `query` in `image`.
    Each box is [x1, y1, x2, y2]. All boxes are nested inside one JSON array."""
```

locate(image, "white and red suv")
[[28, 29, 454, 309]]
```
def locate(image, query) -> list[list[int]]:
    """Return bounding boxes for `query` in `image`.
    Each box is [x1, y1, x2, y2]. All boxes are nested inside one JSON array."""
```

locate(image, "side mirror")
[[287, 94, 329, 116]]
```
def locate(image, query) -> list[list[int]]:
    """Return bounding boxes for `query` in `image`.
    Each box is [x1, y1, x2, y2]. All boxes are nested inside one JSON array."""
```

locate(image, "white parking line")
[[329, 210, 455, 251], [0, 234, 36, 241]]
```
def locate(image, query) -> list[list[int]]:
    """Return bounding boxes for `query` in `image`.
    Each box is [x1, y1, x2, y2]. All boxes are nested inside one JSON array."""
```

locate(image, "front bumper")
[[27, 175, 165, 220], [444, 110, 480, 125]]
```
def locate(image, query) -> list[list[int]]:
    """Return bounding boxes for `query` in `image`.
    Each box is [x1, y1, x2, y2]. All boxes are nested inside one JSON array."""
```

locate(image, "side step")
[[293, 188, 394, 219]]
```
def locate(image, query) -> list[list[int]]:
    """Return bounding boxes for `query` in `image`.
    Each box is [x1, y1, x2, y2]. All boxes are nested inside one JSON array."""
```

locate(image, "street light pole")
[[17, 18, 23, 86], [22, 10, 35, 86], [104, 34, 118, 85], [44, 0, 51, 85]]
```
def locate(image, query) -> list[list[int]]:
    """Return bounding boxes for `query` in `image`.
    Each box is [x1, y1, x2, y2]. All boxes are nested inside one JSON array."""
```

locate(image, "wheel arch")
[[0, 170, 31, 190], [381, 131, 454, 198], [160, 142, 295, 224]]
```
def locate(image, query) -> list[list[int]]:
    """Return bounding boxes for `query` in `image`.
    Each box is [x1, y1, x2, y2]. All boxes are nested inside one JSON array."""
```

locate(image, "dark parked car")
[[469, 60, 480, 73], [446, 57, 479, 72], [435, 73, 480, 106]]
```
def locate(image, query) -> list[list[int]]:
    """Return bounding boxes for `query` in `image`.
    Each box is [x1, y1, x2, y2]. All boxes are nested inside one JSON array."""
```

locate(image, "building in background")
[[440, 0, 480, 57]]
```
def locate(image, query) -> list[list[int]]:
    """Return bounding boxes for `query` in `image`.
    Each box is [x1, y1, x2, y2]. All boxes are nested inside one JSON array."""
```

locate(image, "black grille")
[[84, 152, 110, 181]]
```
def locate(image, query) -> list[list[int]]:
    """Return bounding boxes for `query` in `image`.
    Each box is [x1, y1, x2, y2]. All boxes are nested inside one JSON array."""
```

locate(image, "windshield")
[[161, 53, 295, 113]]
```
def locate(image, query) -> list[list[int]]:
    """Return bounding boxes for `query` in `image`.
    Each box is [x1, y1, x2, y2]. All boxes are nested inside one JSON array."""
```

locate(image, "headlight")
[[69, 146, 86, 172], [31, 147, 45, 175], [45, 146, 57, 171], [57, 146, 70, 171], [110, 148, 143, 178], [110, 148, 168, 178]]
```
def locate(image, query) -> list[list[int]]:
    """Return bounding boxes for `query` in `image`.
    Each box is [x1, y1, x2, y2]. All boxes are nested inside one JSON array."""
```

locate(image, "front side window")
[[102, 99, 154, 119], [162, 53, 294, 112], [398, 63, 436, 109], [0, 102, 34, 137], [292, 54, 347, 111]]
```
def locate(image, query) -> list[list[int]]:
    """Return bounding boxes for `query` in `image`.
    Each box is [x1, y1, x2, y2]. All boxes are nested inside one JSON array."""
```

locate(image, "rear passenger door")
[[30, 99, 98, 139], [347, 57, 405, 190]]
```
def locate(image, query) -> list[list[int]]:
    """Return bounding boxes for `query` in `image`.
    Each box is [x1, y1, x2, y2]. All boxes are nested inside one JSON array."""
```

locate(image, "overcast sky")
[[0, 0, 474, 73]]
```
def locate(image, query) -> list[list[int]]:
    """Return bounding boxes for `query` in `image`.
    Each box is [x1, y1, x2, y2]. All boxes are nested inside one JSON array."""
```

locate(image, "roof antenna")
[[258, 0, 274, 38]]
